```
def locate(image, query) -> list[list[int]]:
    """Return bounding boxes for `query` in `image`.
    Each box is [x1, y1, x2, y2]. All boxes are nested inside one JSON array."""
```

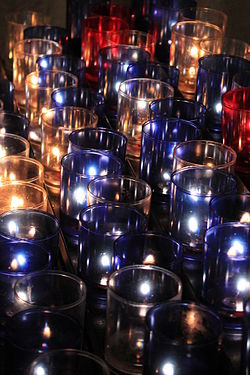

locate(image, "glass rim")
[[146, 300, 222, 346], [83, 15, 129, 32], [87, 175, 152, 206], [0, 111, 30, 124], [26, 70, 79, 89], [27, 349, 110, 374], [14, 270, 87, 310], [150, 98, 206, 115], [69, 127, 127, 144], [41, 106, 98, 127], [24, 24, 67, 33], [79, 203, 147, 236], [171, 20, 222, 41], [200, 36, 249, 52], [99, 44, 150, 61], [51, 87, 105, 106], [14, 38, 62, 57], [0, 131, 30, 146], [179, 6, 228, 23], [61, 150, 122, 178], [198, 54, 250, 74], [209, 192, 250, 209], [173, 139, 237, 168], [0, 155, 44, 184], [118, 78, 174, 102], [37, 53, 86, 67], [107, 264, 182, 307], [205, 222, 250, 241], [222, 88, 250, 112]]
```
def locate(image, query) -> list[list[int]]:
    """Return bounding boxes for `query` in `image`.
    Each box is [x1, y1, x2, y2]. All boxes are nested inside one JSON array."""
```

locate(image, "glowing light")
[[215, 102, 222, 114], [190, 46, 199, 58], [43, 322, 51, 339], [162, 362, 174, 375], [40, 59, 48, 69], [9, 173, 16, 181], [8, 220, 17, 234], [0, 129, 6, 134], [41, 107, 48, 115], [138, 100, 147, 110], [237, 278, 249, 292], [240, 212, 250, 223], [31, 75, 39, 86], [55, 92, 63, 104], [88, 166, 97, 176], [35, 366, 46, 375], [188, 216, 199, 233], [17, 254, 26, 266], [0, 146, 6, 158], [28, 226, 36, 238], [10, 196, 24, 209], [189, 188, 200, 201], [140, 282, 150, 295], [101, 254, 110, 267], [163, 171, 170, 181], [115, 81, 121, 92], [136, 339, 144, 349], [227, 240, 244, 257], [143, 254, 155, 265], [52, 147, 61, 159], [189, 66, 196, 76], [10, 258, 18, 271], [73, 187, 86, 204]]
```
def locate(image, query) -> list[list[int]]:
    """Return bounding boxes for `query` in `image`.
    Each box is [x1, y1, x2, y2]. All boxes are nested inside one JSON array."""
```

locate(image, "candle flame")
[[10, 196, 24, 209], [240, 212, 250, 223]]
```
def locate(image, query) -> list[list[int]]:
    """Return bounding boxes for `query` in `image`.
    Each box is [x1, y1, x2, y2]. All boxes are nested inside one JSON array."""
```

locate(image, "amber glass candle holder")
[[200, 37, 249, 59], [0, 133, 29, 158], [0, 156, 44, 185]]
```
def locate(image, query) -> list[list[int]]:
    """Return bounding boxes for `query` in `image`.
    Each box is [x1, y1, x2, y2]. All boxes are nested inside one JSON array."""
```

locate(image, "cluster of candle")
[[0, 0, 249, 374]]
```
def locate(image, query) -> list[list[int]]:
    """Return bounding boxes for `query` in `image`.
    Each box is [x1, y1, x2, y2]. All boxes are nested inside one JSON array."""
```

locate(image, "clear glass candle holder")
[[41, 107, 98, 191], [0, 182, 47, 215], [169, 166, 237, 260], [113, 231, 182, 275], [144, 301, 222, 375], [98, 45, 150, 115], [0, 156, 44, 185], [169, 21, 222, 98], [105, 265, 182, 374], [173, 140, 237, 174], [208, 193, 250, 228], [0, 112, 29, 139], [37, 54, 86, 86], [0, 80, 14, 111], [140, 118, 201, 197], [5, 309, 82, 375], [222, 88, 250, 174], [78, 203, 147, 289], [0, 209, 60, 265], [232, 71, 250, 89], [69, 128, 127, 162], [127, 62, 180, 91], [28, 349, 110, 375], [149, 98, 206, 129], [14, 270, 86, 328], [87, 176, 152, 218], [179, 7, 227, 33], [13, 39, 62, 113], [196, 55, 250, 133], [117, 78, 174, 159], [60, 150, 122, 237], [81, 16, 129, 85], [0, 133, 30, 158], [203, 223, 250, 330], [25, 70, 78, 145], [200, 37, 249, 59]]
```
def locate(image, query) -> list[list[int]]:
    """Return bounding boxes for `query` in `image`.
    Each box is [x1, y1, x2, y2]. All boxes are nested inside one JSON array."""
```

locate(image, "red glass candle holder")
[[81, 16, 129, 85], [90, 2, 135, 28], [222, 88, 250, 175]]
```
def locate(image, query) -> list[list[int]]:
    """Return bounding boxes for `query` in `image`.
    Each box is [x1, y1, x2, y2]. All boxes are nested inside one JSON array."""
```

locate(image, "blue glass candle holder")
[[60, 150, 122, 238], [5, 309, 82, 375], [140, 118, 201, 198], [203, 223, 250, 331], [0, 80, 14, 111], [24, 25, 70, 53], [127, 62, 179, 91], [0, 112, 29, 139], [0, 240, 51, 320], [144, 301, 222, 375], [113, 231, 182, 274], [232, 71, 250, 89], [0, 209, 59, 265], [69, 128, 127, 162], [78, 203, 147, 290], [98, 45, 150, 115], [149, 98, 206, 129], [208, 193, 250, 228], [37, 54, 85, 86], [196, 55, 250, 132], [170, 166, 237, 260]]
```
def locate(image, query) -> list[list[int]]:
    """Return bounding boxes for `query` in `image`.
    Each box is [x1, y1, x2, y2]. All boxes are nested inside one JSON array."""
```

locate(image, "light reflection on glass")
[[162, 362, 174, 375], [227, 240, 244, 257], [240, 212, 250, 223], [188, 216, 199, 233], [140, 282, 150, 295]]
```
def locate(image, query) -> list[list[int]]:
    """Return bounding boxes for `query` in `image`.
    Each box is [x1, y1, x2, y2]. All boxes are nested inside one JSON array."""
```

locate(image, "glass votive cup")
[[0, 133, 30, 158], [25, 70, 78, 145], [113, 231, 182, 274], [140, 118, 201, 197], [81, 16, 129, 85], [87, 176, 152, 218], [149, 98, 206, 129], [41, 106, 98, 191], [203, 223, 250, 330], [14, 270, 86, 328], [37, 54, 85, 86], [144, 301, 222, 375], [28, 349, 110, 375], [169, 166, 237, 260], [60, 150, 122, 237], [24, 25, 70, 53], [222, 88, 250, 174], [105, 265, 182, 374], [232, 71, 250, 89], [169, 21, 222, 98], [13, 39, 62, 113], [208, 193, 250, 228], [0, 209, 60, 265], [98, 45, 150, 114], [78, 203, 147, 289], [0, 80, 14, 111], [200, 37, 249, 59], [126, 62, 179, 91], [117, 78, 174, 159], [0, 182, 47, 215], [69, 128, 127, 162], [196, 55, 250, 133], [0, 111, 29, 139], [173, 140, 237, 174], [0, 240, 51, 320], [179, 7, 228, 33], [0, 156, 44, 185], [5, 309, 82, 375]]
